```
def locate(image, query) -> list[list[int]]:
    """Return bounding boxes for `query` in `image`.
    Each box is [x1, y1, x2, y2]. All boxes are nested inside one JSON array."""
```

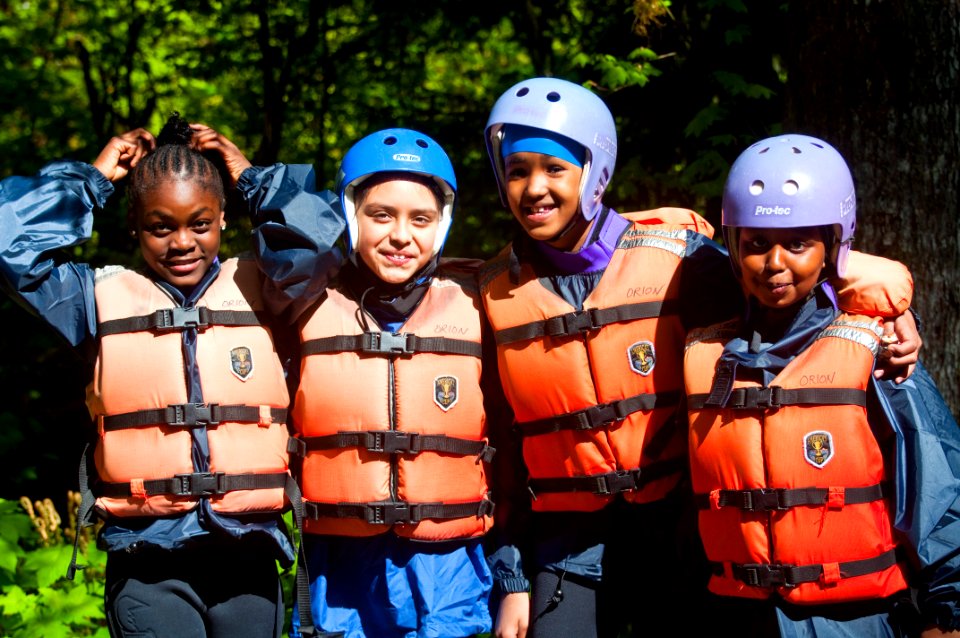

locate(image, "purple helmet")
[[722, 134, 857, 276], [485, 77, 617, 221]]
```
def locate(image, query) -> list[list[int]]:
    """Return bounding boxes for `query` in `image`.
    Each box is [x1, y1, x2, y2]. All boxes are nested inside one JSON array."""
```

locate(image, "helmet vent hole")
[[758, 147, 770, 154], [547, 91, 561, 102], [782, 180, 799, 195], [383, 136, 398, 146], [516, 87, 530, 97], [416, 139, 429, 148], [810, 142, 824, 149], [791, 146, 801, 154], [749, 180, 764, 195]]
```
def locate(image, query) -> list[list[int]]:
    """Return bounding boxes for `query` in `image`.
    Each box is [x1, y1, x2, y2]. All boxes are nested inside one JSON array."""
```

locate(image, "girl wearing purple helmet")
[[200, 127, 507, 638], [684, 134, 960, 637], [479, 79, 922, 638]]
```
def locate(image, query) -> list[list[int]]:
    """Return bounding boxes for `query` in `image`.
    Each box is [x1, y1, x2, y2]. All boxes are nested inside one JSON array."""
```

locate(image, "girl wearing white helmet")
[[202, 127, 505, 638], [684, 133, 960, 637], [479, 79, 922, 638]]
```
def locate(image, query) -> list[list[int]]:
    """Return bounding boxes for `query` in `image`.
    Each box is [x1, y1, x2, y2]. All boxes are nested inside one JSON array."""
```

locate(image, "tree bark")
[[783, 0, 960, 414]]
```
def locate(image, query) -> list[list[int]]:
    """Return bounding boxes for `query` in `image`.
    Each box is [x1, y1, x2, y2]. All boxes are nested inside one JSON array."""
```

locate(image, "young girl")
[[684, 133, 960, 636], [200, 127, 504, 638], [478, 78, 922, 638], [0, 115, 301, 638]]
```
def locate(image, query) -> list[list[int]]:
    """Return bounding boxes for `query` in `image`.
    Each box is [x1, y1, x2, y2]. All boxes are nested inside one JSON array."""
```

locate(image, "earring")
[[129, 230, 136, 237], [220, 223, 226, 230]]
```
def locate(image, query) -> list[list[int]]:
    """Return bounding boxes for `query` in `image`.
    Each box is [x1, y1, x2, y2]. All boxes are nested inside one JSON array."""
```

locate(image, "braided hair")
[[127, 112, 226, 222]]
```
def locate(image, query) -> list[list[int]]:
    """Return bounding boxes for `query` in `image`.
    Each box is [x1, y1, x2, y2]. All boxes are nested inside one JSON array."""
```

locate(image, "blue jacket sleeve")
[[237, 164, 346, 323], [873, 363, 960, 631], [679, 231, 744, 330], [0, 161, 108, 351]]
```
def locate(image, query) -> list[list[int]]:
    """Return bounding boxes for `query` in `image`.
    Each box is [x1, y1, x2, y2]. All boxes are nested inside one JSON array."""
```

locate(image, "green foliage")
[[0, 498, 108, 637]]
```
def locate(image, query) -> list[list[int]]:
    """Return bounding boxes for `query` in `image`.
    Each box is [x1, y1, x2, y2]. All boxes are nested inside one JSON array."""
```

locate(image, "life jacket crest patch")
[[628, 340, 656, 376], [434, 375, 459, 411], [230, 346, 254, 381], [804, 430, 834, 468]]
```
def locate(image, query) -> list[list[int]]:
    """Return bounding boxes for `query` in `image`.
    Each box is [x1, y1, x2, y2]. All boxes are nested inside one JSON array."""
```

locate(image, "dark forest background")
[[1, 0, 957, 502]]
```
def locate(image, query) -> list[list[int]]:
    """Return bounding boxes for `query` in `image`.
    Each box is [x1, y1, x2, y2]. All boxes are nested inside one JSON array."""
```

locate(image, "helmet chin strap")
[[546, 205, 592, 250]]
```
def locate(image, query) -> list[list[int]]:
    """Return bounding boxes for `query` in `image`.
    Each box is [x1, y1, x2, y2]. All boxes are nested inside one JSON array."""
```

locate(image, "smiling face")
[[355, 178, 440, 284], [135, 179, 224, 289], [738, 226, 827, 309], [504, 152, 588, 251]]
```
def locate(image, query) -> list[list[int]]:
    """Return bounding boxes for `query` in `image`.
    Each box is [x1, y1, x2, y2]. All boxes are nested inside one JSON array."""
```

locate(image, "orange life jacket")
[[87, 257, 292, 519], [684, 313, 908, 604], [480, 209, 709, 512], [293, 263, 494, 540]]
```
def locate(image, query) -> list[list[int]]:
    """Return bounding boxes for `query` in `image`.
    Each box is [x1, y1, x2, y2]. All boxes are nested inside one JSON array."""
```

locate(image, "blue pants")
[[292, 534, 492, 638]]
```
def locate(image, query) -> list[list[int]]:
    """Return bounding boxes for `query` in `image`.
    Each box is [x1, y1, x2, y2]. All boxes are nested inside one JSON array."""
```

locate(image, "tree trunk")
[[783, 0, 960, 414]]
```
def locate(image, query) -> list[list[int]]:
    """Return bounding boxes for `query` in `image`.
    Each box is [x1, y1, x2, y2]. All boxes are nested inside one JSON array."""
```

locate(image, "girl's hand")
[[495, 591, 530, 638], [92, 128, 155, 182], [189, 123, 252, 186], [874, 310, 921, 383]]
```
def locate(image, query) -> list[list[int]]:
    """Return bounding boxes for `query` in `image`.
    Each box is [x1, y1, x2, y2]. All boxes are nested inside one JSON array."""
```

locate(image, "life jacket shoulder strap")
[[289, 431, 495, 463], [495, 300, 681, 345], [98, 307, 264, 336], [302, 332, 482, 358]]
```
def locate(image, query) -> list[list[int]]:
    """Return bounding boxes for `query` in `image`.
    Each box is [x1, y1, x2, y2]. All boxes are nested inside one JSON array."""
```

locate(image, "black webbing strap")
[[516, 391, 682, 437], [695, 483, 887, 512], [98, 307, 263, 336], [301, 333, 481, 358], [527, 458, 685, 498], [687, 386, 867, 410], [100, 404, 287, 432], [67, 443, 97, 580], [494, 300, 680, 345], [304, 499, 495, 526], [97, 471, 289, 499], [290, 431, 495, 463], [717, 548, 899, 588]]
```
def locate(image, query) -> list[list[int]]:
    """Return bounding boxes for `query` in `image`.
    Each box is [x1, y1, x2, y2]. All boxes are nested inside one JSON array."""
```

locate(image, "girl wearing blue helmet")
[[478, 79, 922, 638], [684, 134, 960, 637], [200, 127, 504, 638]]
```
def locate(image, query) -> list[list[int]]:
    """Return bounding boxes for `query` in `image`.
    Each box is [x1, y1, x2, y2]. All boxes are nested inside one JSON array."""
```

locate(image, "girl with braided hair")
[[0, 114, 311, 637]]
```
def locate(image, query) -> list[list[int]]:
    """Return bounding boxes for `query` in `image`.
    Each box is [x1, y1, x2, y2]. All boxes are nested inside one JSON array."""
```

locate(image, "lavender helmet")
[[336, 128, 457, 257], [722, 134, 857, 276], [485, 77, 617, 222]]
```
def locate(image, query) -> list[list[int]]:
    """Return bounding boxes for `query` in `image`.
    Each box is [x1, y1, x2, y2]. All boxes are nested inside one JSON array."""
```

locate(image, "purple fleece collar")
[[533, 209, 630, 274]]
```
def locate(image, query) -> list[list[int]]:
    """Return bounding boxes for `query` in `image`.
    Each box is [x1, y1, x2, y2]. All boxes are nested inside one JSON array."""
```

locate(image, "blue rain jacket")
[[238, 164, 499, 638], [0, 161, 294, 561]]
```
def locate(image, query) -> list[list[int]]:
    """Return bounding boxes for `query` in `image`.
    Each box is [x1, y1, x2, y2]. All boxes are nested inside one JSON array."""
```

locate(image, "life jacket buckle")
[[170, 403, 219, 427], [368, 501, 412, 525], [174, 471, 227, 497], [595, 469, 642, 495], [155, 307, 208, 332], [741, 488, 787, 512], [560, 308, 602, 335], [736, 562, 790, 588], [367, 431, 418, 454], [579, 402, 620, 429], [365, 331, 413, 355]]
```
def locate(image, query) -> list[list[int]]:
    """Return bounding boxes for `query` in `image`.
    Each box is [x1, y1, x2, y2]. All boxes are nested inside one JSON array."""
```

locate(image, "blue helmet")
[[485, 77, 618, 222], [336, 128, 457, 256], [722, 134, 856, 276]]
